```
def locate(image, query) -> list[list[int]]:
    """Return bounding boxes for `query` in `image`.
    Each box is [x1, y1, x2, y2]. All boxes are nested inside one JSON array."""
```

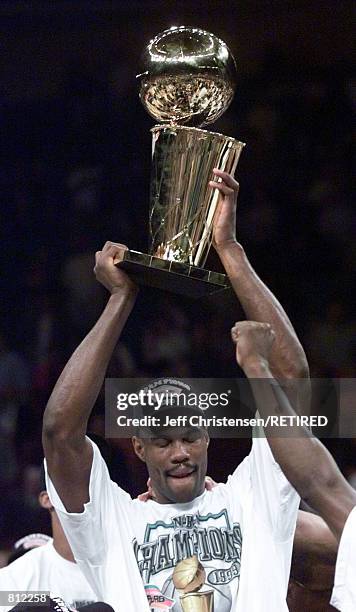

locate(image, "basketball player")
[[230, 319, 356, 611], [42, 170, 309, 611], [0, 472, 96, 611]]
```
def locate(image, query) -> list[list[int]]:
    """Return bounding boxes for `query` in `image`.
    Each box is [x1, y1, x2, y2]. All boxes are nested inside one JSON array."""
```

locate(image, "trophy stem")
[[180, 590, 214, 612]]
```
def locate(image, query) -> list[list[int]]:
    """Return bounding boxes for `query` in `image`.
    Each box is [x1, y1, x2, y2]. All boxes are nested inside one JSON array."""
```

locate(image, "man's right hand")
[[94, 241, 138, 295], [231, 321, 275, 373], [210, 169, 239, 252]]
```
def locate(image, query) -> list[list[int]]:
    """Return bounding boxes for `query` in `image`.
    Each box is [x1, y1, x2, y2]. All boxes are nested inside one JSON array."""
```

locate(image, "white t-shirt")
[[331, 505, 356, 612], [45, 436, 299, 612], [0, 540, 96, 611]]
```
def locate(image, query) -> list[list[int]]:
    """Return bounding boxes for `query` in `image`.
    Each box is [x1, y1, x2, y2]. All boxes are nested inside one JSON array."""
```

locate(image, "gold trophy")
[[173, 555, 213, 612], [117, 26, 245, 297]]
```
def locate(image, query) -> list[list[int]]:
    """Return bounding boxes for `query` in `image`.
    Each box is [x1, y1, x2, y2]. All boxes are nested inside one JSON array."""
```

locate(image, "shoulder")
[[0, 544, 50, 586], [16, 542, 55, 565]]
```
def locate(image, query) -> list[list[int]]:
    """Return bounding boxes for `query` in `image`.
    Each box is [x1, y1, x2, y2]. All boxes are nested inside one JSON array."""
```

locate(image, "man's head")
[[131, 379, 210, 504], [132, 425, 209, 504]]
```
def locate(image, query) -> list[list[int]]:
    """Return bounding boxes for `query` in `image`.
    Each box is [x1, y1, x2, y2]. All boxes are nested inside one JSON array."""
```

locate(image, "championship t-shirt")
[[0, 540, 96, 611], [330, 505, 356, 612], [45, 436, 299, 612]]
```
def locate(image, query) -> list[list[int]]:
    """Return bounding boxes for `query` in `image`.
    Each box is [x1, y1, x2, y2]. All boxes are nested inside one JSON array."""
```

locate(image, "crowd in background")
[[0, 24, 354, 554]]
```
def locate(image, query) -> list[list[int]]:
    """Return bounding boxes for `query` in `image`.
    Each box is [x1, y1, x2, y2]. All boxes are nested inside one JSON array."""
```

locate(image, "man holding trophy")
[[42, 28, 309, 611]]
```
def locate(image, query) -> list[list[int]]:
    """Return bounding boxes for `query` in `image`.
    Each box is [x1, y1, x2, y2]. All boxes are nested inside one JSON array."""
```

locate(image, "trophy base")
[[180, 590, 214, 612], [116, 250, 230, 298]]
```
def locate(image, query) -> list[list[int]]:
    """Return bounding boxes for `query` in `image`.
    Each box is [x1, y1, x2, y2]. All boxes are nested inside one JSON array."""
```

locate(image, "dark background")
[[0, 1, 354, 549]]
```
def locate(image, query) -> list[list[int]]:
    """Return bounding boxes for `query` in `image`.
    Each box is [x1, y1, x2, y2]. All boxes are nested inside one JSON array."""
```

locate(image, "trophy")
[[173, 555, 213, 612], [117, 26, 245, 297]]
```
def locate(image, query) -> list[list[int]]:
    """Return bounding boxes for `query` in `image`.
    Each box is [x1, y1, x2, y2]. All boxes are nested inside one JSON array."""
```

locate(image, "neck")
[[51, 512, 75, 562], [155, 483, 206, 505]]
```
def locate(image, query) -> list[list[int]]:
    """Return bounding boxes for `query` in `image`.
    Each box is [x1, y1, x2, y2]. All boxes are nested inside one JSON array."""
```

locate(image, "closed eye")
[[151, 438, 170, 448]]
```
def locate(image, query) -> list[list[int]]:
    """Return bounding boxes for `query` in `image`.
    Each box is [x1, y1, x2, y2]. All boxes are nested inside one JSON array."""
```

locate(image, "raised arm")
[[231, 320, 356, 540], [42, 242, 138, 513], [210, 170, 309, 383]]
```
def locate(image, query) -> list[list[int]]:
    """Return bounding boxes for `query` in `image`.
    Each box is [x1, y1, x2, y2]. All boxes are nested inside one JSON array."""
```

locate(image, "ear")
[[132, 437, 147, 463], [38, 491, 53, 510], [204, 432, 210, 448]]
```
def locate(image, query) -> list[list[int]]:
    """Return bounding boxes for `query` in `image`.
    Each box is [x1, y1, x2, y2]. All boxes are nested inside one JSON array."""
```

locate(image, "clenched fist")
[[231, 321, 275, 372], [94, 242, 138, 296]]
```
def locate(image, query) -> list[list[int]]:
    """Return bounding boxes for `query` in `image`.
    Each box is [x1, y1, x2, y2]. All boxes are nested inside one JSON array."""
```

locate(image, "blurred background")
[[0, 0, 354, 554]]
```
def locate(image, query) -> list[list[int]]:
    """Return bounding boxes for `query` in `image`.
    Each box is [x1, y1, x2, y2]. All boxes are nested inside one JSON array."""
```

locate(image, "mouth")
[[166, 466, 197, 480]]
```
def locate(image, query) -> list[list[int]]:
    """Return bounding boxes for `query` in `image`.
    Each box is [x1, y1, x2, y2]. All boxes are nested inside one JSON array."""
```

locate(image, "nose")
[[170, 439, 190, 464]]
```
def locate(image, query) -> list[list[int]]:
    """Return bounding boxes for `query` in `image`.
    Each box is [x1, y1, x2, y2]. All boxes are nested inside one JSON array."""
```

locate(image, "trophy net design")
[[118, 26, 245, 297], [150, 125, 242, 267]]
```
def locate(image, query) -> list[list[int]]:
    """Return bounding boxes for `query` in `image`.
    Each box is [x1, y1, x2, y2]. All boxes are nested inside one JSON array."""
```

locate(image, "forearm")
[[218, 242, 309, 379], [244, 359, 356, 536], [244, 358, 310, 441], [43, 288, 137, 441]]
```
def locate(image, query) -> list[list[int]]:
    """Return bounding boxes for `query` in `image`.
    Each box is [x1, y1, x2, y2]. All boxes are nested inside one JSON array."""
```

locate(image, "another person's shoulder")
[[0, 541, 52, 586], [331, 505, 356, 611], [11, 540, 54, 566]]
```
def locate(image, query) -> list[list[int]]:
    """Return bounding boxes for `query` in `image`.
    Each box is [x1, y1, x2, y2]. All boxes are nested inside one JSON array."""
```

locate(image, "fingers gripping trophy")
[[117, 26, 245, 298]]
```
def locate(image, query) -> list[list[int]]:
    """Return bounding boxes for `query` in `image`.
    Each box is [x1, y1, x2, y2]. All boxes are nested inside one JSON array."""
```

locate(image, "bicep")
[[43, 434, 93, 513], [44, 437, 124, 568]]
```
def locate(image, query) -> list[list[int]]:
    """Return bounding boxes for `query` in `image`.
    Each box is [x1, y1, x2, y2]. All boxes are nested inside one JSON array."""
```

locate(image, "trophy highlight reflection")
[[117, 26, 245, 297], [173, 556, 213, 612]]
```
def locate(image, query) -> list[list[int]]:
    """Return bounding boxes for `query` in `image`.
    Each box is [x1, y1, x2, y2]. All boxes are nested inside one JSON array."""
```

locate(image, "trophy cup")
[[117, 26, 245, 298], [173, 555, 213, 612]]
